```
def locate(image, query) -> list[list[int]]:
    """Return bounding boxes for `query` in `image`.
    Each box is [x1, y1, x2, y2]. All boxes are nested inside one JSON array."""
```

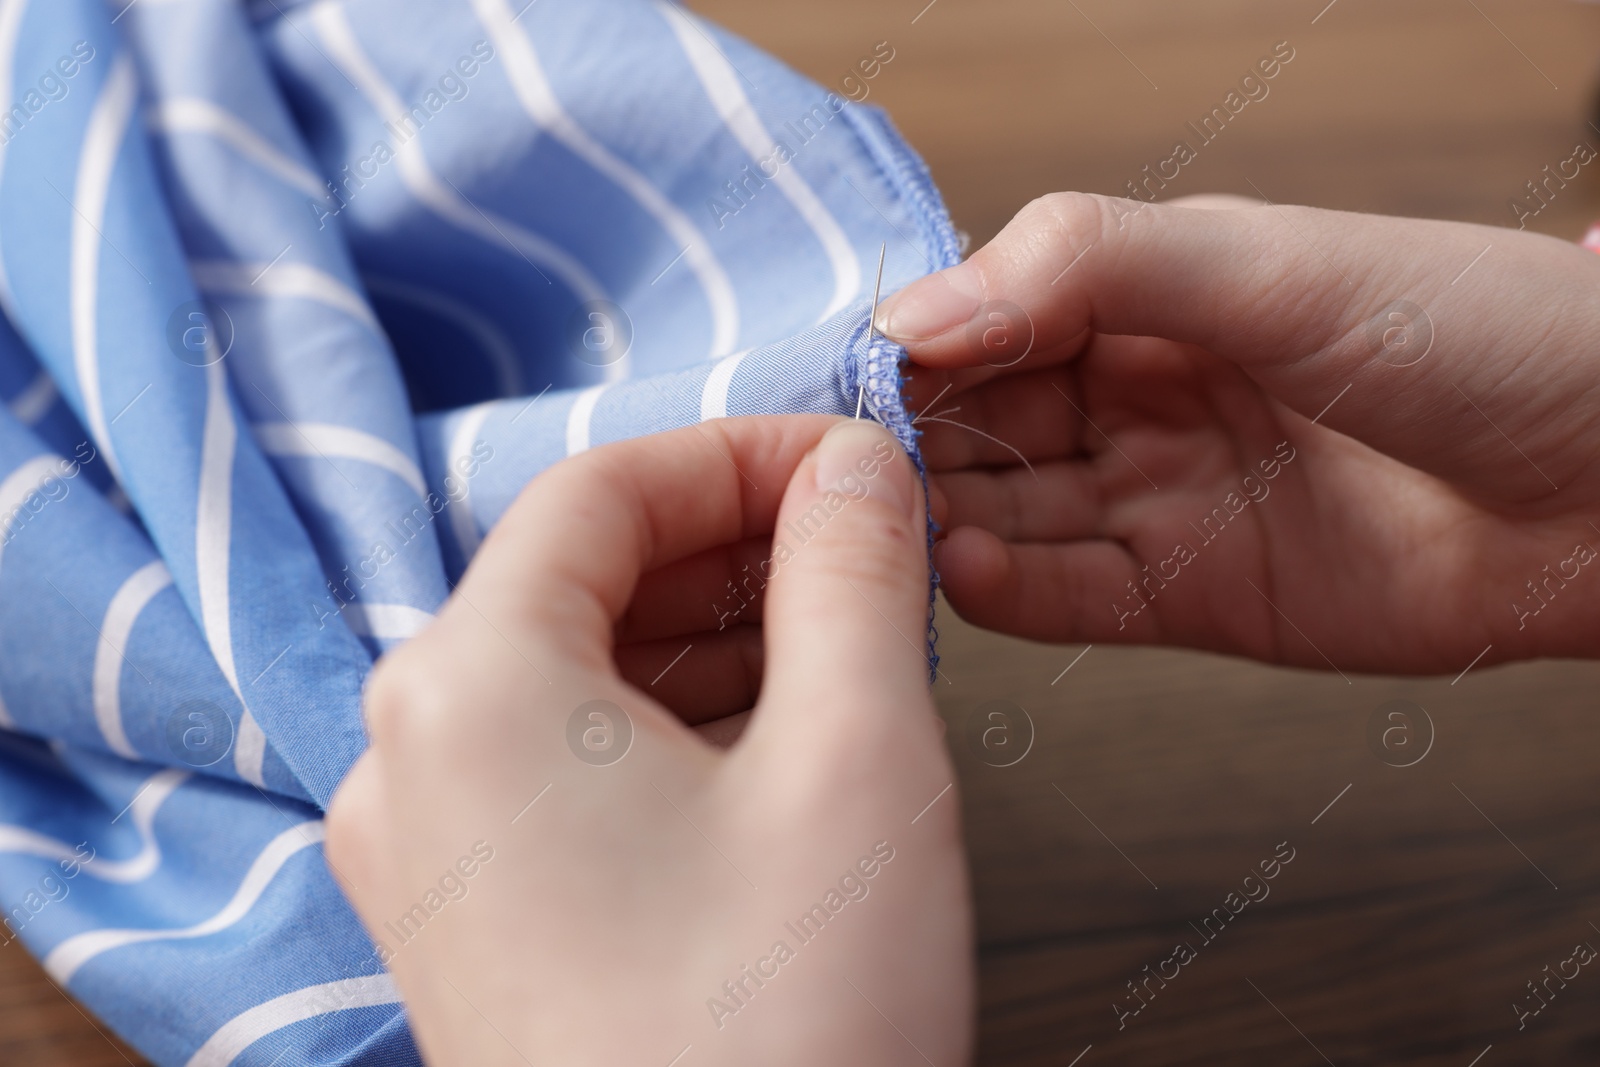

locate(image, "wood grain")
[[0, 941, 145, 1065], [7, 1, 1600, 1064]]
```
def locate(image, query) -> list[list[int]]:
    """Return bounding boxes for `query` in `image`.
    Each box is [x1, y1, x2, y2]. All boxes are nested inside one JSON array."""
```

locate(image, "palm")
[[917, 332, 1596, 674], [403, 699, 970, 1066]]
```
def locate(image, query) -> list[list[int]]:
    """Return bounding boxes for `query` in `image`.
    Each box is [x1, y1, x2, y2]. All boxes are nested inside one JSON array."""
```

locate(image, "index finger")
[[452, 413, 841, 665], [879, 193, 1600, 497]]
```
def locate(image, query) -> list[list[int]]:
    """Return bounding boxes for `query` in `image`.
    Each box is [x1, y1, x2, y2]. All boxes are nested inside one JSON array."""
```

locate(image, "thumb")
[[746, 420, 935, 749], [877, 193, 1600, 497]]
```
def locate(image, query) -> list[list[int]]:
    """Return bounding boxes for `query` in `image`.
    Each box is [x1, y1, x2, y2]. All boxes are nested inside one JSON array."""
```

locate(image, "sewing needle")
[[856, 242, 887, 419]]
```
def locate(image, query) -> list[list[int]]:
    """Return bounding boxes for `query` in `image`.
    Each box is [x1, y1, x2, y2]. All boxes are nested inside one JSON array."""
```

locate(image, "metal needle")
[[856, 242, 887, 419]]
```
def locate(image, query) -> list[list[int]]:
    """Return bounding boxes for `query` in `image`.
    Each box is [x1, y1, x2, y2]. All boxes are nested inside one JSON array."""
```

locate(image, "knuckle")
[[323, 789, 361, 868], [360, 649, 437, 749], [1027, 191, 1111, 254], [980, 192, 1113, 291], [323, 762, 379, 888]]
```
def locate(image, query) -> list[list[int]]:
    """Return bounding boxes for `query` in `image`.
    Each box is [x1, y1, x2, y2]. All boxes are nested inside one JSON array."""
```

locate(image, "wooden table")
[[8, 1, 1600, 1063]]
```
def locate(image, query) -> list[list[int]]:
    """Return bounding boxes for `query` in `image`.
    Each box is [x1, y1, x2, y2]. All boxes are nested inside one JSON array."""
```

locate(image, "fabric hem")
[[835, 104, 959, 683]]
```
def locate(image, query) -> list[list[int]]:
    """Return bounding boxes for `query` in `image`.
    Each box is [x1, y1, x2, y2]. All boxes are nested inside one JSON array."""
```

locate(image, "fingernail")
[[814, 421, 915, 520], [877, 261, 983, 342]]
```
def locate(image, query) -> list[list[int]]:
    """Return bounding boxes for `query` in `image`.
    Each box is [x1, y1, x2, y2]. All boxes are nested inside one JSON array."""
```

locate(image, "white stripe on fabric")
[[0, 453, 67, 584], [564, 383, 607, 457], [252, 422, 426, 498], [71, 53, 140, 482], [698, 349, 747, 421], [184, 974, 402, 1067], [658, 2, 861, 321], [364, 276, 522, 397], [444, 401, 494, 561], [0, 768, 187, 883], [0, 0, 30, 314], [44, 821, 325, 984], [473, 0, 739, 357], [342, 602, 432, 641], [94, 560, 173, 758], [306, 2, 606, 305], [146, 98, 328, 201], [7, 369, 57, 426], [188, 259, 381, 335], [0, 452, 58, 730], [196, 359, 267, 787]]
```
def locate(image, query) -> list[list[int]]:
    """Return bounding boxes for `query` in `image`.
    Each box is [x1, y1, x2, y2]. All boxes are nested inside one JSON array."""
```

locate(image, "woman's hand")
[[326, 416, 972, 1066], [883, 193, 1600, 673]]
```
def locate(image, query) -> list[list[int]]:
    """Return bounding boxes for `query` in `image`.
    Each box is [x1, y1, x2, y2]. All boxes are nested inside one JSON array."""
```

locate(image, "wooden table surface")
[[8, 1, 1600, 1064]]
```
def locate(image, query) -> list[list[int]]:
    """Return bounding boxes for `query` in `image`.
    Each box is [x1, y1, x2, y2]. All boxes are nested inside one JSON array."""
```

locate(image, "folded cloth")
[[0, 0, 957, 1062]]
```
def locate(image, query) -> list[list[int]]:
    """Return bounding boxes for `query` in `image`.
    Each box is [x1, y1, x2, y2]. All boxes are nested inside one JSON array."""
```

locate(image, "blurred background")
[[6, 1, 1600, 1064]]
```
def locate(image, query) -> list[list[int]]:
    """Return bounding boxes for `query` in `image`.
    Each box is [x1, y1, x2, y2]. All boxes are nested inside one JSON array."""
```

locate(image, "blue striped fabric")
[[0, 0, 957, 1063]]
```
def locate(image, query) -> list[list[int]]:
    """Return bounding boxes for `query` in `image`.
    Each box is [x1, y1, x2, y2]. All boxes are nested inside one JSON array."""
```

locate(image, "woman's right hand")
[[882, 193, 1600, 674], [326, 416, 972, 1067]]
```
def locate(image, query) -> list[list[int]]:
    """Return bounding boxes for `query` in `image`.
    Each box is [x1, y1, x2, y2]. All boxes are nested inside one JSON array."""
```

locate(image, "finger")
[[878, 192, 1384, 362], [1164, 193, 1265, 210], [927, 475, 950, 531], [879, 193, 1600, 494], [916, 333, 1210, 478], [452, 414, 837, 669], [616, 536, 771, 643], [746, 421, 935, 749], [934, 526, 1149, 644], [899, 329, 1091, 412], [934, 461, 1103, 542], [614, 626, 763, 725], [324, 753, 396, 912], [914, 364, 1083, 471]]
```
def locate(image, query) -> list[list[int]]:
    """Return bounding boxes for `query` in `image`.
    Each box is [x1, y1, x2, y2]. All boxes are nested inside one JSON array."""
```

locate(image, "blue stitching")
[[845, 317, 943, 683], [837, 103, 964, 273], [837, 104, 962, 683]]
